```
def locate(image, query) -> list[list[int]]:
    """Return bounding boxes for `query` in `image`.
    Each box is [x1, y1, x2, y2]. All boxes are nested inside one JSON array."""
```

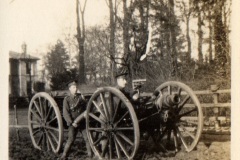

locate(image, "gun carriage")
[[28, 80, 203, 159]]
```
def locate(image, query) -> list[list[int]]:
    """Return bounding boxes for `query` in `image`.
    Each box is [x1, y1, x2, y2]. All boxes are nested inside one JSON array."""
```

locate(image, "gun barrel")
[[155, 94, 180, 109]]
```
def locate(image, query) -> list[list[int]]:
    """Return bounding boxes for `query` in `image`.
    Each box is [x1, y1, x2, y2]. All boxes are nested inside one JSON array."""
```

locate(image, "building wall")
[[9, 59, 38, 97], [9, 59, 20, 96]]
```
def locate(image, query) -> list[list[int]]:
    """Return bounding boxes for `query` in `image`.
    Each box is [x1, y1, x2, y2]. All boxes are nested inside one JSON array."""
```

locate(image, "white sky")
[[0, 0, 109, 56]]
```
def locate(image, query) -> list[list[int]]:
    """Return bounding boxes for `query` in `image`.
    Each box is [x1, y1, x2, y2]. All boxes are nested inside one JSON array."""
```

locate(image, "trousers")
[[63, 126, 92, 157]]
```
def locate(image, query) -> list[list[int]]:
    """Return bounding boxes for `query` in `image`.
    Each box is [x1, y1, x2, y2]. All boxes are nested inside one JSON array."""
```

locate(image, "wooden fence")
[[10, 85, 231, 134], [194, 85, 231, 133]]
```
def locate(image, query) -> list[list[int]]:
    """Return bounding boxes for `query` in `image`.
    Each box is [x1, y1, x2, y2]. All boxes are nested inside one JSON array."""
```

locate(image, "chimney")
[[21, 42, 27, 57]]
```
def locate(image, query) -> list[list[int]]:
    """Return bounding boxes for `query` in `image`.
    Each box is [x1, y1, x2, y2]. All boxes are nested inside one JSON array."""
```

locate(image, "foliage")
[[57, 0, 231, 91], [44, 40, 77, 90]]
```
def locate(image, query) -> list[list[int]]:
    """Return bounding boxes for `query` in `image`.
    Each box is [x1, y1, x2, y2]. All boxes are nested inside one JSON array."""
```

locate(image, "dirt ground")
[[9, 108, 230, 160]]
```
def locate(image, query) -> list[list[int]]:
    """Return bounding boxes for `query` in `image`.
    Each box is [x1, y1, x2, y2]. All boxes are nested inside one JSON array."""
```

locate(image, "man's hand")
[[67, 121, 72, 127], [72, 122, 78, 128]]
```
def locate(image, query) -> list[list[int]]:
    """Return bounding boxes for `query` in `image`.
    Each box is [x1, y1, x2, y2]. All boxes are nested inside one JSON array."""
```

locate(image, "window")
[[26, 62, 31, 74], [27, 81, 32, 95]]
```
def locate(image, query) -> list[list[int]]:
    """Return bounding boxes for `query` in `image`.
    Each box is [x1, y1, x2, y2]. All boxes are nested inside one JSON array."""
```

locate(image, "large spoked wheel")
[[28, 92, 63, 153], [86, 87, 140, 160], [153, 81, 203, 153]]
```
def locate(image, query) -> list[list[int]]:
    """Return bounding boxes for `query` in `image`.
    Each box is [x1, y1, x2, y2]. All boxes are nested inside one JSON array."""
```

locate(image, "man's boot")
[[82, 129, 93, 157], [86, 141, 92, 157], [60, 143, 71, 160]]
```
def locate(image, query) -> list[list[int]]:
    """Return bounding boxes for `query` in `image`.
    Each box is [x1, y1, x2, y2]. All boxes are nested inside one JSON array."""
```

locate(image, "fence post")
[[211, 85, 220, 131], [14, 105, 20, 141]]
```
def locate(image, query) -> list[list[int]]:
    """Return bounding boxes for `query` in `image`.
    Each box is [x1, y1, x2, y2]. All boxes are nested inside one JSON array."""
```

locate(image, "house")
[[9, 43, 40, 98]]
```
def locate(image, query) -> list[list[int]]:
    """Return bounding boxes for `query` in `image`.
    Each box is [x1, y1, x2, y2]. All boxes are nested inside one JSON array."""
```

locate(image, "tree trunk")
[[123, 0, 130, 61], [208, 9, 213, 63], [122, 0, 132, 79], [109, 0, 116, 84], [168, 0, 178, 77], [214, 1, 227, 76], [197, 3, 203, 64], [76, 0, 86, 84], [186, 15, 191, 62]]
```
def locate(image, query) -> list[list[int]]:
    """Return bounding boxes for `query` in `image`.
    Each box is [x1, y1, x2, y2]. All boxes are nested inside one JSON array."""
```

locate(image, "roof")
[[9, 51, 40, 60]]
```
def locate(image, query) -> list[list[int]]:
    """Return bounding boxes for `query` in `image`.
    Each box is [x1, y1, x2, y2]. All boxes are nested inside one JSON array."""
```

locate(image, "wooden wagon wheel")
[[152, 81, 203, 153], [86, 87, 140, 160], [28, 92, 63, 153]]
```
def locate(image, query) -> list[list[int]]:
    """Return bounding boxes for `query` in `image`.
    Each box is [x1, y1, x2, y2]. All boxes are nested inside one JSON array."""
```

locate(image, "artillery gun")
[[28, 80, 203, 159]]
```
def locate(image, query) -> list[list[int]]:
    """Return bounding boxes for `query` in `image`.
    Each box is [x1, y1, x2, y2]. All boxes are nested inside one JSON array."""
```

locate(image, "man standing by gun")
[[60, 80, 92, 159]]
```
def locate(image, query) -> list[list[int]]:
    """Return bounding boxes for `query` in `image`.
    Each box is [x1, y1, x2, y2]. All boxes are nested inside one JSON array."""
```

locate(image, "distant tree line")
[[43, 0, 231, 90]]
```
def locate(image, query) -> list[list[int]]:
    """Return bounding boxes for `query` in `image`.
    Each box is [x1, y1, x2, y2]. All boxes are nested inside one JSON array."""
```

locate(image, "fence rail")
[[10, 85, 231, 134]]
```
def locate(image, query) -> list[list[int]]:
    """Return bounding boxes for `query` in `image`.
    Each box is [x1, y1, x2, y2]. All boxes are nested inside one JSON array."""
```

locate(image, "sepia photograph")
[[0, 0, 239, 159]]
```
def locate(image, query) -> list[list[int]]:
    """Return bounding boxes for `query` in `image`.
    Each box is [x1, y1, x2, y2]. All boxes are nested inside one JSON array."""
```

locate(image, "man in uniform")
[[60, 80, 92, 159], [115, 66, 139, 100]]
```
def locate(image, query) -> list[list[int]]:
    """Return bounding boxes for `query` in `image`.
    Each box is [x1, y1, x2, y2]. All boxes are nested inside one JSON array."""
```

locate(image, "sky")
[[0, 0, 109, 56]]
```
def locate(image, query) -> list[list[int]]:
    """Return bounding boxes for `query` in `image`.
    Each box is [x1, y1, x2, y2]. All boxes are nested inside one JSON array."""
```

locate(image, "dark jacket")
[[63, 93, 86, 126], [116, 85, 137, 100]]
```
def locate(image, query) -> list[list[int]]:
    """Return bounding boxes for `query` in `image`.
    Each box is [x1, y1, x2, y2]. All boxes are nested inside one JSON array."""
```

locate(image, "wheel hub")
[[39, 119, 46, 127], [104, 121, 115, 132]]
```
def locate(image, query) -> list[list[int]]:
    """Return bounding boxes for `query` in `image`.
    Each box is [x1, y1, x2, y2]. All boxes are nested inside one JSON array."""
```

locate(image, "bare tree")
[[76, 0, 87, 84], [108, 0, 117, 84]]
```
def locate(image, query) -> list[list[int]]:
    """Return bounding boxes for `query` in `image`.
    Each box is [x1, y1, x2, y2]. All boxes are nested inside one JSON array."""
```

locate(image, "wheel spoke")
[[178, 125, 196, 139], [88, 127, 105, 132], [30, 120, 40, 125], [173, 128, 178, 152], [115, 127, 134, 131], [46, 134, 50, 151], [109, 135, 113, 159], [114, 137, 121, 158], [43, 98, 47, 119], [47, 116, 57, 124], [177, 87, 182, 96], [93, 100, 106, 120], [42, 132, 46, 150], [89, 113, 105, 124], [114, 111, 129, 126], [45, 126, 59, 132], [179, 107, 197, 118], [176, 127, 188, 150], [116, 132, 134, 146], [38, 97, 44, 118], [114, 134, 130, 158], [178, 95, 190, 112], [93, 134, 105, 146], [33, 101, 42, 117], [33, 128, 41, 136], [48, 130, 59, 144], [37, 132, 44, 146], [168, 85, 172, 95], [100, 93, 109, 120], [107, 92, 114, 122], [45, 106, 53, 122], [46, 131, 56, 151], [112, 100, 121, 123], [30, 110, 42, 122], [179, 119, 198, 126], [101, 138, 109, 157]]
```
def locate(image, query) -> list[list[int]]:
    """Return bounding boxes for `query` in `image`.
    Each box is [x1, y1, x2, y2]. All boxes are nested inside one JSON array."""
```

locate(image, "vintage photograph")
[[1, 0, 237, 159]]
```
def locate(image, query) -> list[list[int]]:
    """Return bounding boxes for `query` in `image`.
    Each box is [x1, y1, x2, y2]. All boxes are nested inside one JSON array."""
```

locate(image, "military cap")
[[67, 80, 78, 88], [115, 66, 129, 78]]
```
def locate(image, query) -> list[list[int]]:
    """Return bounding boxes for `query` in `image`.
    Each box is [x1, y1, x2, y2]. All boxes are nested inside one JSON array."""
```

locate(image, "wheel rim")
[[153, 81, 203, 153], [28, 92, 63, 153], [86, 87, 140, 160]]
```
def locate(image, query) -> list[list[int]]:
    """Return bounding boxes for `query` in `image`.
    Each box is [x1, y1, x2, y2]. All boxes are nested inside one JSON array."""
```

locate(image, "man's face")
[[69, 85, 77, 95], [117, 76, 127, 89]]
